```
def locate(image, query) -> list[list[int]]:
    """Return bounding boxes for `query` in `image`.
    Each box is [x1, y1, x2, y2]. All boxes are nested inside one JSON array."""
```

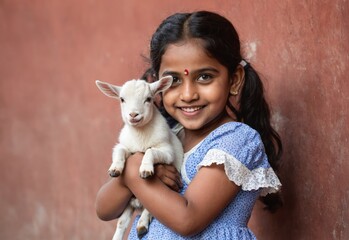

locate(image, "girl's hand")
[[123, 153, 183, 192], [155, 164, 183, 192], [123, 156, 241, 236]]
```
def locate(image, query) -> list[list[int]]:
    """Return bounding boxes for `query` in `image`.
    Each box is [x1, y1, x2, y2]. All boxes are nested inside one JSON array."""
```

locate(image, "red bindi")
[[184, 69, 189, 75]]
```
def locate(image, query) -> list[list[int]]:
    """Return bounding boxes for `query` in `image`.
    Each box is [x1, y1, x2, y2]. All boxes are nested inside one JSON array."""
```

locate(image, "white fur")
[[96, 77, 183, 240]]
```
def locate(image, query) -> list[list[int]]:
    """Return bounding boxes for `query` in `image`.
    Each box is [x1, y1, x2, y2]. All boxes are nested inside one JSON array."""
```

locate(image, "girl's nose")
[[180, 81, 199, 102]]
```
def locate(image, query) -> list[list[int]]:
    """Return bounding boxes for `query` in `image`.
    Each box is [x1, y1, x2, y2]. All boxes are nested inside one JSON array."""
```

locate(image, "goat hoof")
[[139, 171, 153, 179], [109, 170, 121, 177], [137, 226, 148, 238]]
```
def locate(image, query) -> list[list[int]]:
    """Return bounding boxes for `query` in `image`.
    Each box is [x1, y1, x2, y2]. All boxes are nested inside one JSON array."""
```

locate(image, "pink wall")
[[1, 1, 348, 239]]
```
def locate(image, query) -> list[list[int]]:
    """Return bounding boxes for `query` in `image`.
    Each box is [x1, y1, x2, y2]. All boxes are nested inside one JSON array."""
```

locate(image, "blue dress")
[[128, 122, 281, 239]]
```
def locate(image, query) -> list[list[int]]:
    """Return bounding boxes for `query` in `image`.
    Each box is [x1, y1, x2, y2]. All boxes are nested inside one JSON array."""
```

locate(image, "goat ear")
[[95, 80, 121, 99], [151, 76, 173, 95]]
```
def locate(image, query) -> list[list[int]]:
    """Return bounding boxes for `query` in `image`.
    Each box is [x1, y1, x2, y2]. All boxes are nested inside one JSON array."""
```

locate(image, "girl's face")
[[159, 40, 233, 132]]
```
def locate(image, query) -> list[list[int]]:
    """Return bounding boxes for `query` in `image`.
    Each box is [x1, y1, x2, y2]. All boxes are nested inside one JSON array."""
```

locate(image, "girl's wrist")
[[122, 152, 144, 187]]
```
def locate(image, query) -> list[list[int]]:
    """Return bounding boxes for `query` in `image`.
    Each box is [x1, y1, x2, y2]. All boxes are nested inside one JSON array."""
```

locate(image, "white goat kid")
[[95, 76, 183, 240]]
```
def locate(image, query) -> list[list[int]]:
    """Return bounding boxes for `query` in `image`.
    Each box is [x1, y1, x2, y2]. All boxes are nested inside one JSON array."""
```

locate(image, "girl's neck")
[[182, 112, 233, 152]]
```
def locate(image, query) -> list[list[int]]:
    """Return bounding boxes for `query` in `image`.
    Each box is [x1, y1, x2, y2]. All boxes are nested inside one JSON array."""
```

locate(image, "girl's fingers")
[[155, 164, 182, 191], [157, 164, 177, 174], [162, 175, 180, 192]]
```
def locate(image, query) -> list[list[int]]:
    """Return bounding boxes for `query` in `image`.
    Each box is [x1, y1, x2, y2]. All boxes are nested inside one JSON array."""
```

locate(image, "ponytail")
[[239, 63, 283, 212]]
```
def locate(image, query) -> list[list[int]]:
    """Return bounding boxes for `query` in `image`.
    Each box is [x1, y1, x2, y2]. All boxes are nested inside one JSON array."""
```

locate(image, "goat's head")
[[95, 76, 173, 127]]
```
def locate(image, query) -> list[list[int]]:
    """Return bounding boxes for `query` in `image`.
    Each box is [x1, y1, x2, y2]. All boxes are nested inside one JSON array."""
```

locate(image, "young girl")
[[96, 11, 282, 239]]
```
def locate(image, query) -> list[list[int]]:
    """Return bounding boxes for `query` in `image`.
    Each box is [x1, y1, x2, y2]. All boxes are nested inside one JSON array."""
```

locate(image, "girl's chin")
[[178, 121, 204, 131]]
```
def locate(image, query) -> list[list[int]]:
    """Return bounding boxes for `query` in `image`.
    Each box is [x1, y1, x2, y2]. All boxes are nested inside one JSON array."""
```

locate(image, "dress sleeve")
[[197, 123, 281, 196]]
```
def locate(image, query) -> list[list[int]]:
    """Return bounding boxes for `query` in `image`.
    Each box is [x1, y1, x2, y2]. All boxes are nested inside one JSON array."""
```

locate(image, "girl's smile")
[[177, 105, 206, 119], [179, 106, 204, 114]]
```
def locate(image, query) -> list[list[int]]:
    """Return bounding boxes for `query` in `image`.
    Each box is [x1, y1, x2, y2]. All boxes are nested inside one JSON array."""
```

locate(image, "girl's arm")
[[122, 153, 240, 236], [95, 162, 182, 221], [95, 177, 133, 221]]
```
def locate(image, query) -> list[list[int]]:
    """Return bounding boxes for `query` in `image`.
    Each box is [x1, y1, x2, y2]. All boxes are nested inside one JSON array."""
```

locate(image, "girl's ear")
[[230, 65, 245, 96], [95, 80, 121, 99], [228, 66, 245, 120], [151, 76, 173, 95]]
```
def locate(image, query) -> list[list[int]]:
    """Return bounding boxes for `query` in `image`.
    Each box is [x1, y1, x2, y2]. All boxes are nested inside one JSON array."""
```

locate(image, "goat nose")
[[129, 112, 138, 118]]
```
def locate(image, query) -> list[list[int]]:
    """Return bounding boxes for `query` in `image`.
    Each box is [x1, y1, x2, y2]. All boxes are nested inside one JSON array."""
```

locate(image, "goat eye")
[[145, 97, 152, 103], [120, 97, 125, 103]]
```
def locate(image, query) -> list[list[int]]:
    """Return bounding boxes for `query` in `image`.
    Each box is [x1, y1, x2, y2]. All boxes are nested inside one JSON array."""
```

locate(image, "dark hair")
[[149, 11, 283, 211], [140, 68, 156, 83]]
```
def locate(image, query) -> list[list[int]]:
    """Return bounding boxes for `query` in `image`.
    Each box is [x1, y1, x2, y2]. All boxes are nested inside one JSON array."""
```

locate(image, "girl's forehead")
[[160, 41, 222, 72]]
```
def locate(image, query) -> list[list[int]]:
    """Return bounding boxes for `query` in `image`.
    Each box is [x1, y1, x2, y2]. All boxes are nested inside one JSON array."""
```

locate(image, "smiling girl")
[[96, 11, 282, 239]]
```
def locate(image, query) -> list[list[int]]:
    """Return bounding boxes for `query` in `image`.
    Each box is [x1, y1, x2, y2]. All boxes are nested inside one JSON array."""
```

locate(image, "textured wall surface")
[[0, 1, 348, 239]]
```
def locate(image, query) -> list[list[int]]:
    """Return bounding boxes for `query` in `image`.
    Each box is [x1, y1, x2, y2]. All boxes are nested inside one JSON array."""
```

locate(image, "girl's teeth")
[[182, 107, 202, 112]]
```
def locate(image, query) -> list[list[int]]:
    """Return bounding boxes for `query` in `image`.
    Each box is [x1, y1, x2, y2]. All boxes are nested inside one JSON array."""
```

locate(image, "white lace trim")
[[197, 149, 281, 196]]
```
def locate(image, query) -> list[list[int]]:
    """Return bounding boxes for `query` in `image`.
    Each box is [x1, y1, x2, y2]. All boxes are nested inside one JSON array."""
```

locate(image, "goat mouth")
[[129, 118, 143, 125]]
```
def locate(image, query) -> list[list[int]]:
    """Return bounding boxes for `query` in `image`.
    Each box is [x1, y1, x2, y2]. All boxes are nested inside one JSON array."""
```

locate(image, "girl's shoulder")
[[199, 122, 266, 168], [197, 121, 281, 195], [207, 122, 262, 146], [218, 121, 257, 133]]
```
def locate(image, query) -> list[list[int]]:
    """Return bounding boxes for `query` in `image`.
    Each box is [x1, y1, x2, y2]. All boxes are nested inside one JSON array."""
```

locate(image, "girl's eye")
[[197, 74, 212, 83], [171, 76, 181, 86]]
